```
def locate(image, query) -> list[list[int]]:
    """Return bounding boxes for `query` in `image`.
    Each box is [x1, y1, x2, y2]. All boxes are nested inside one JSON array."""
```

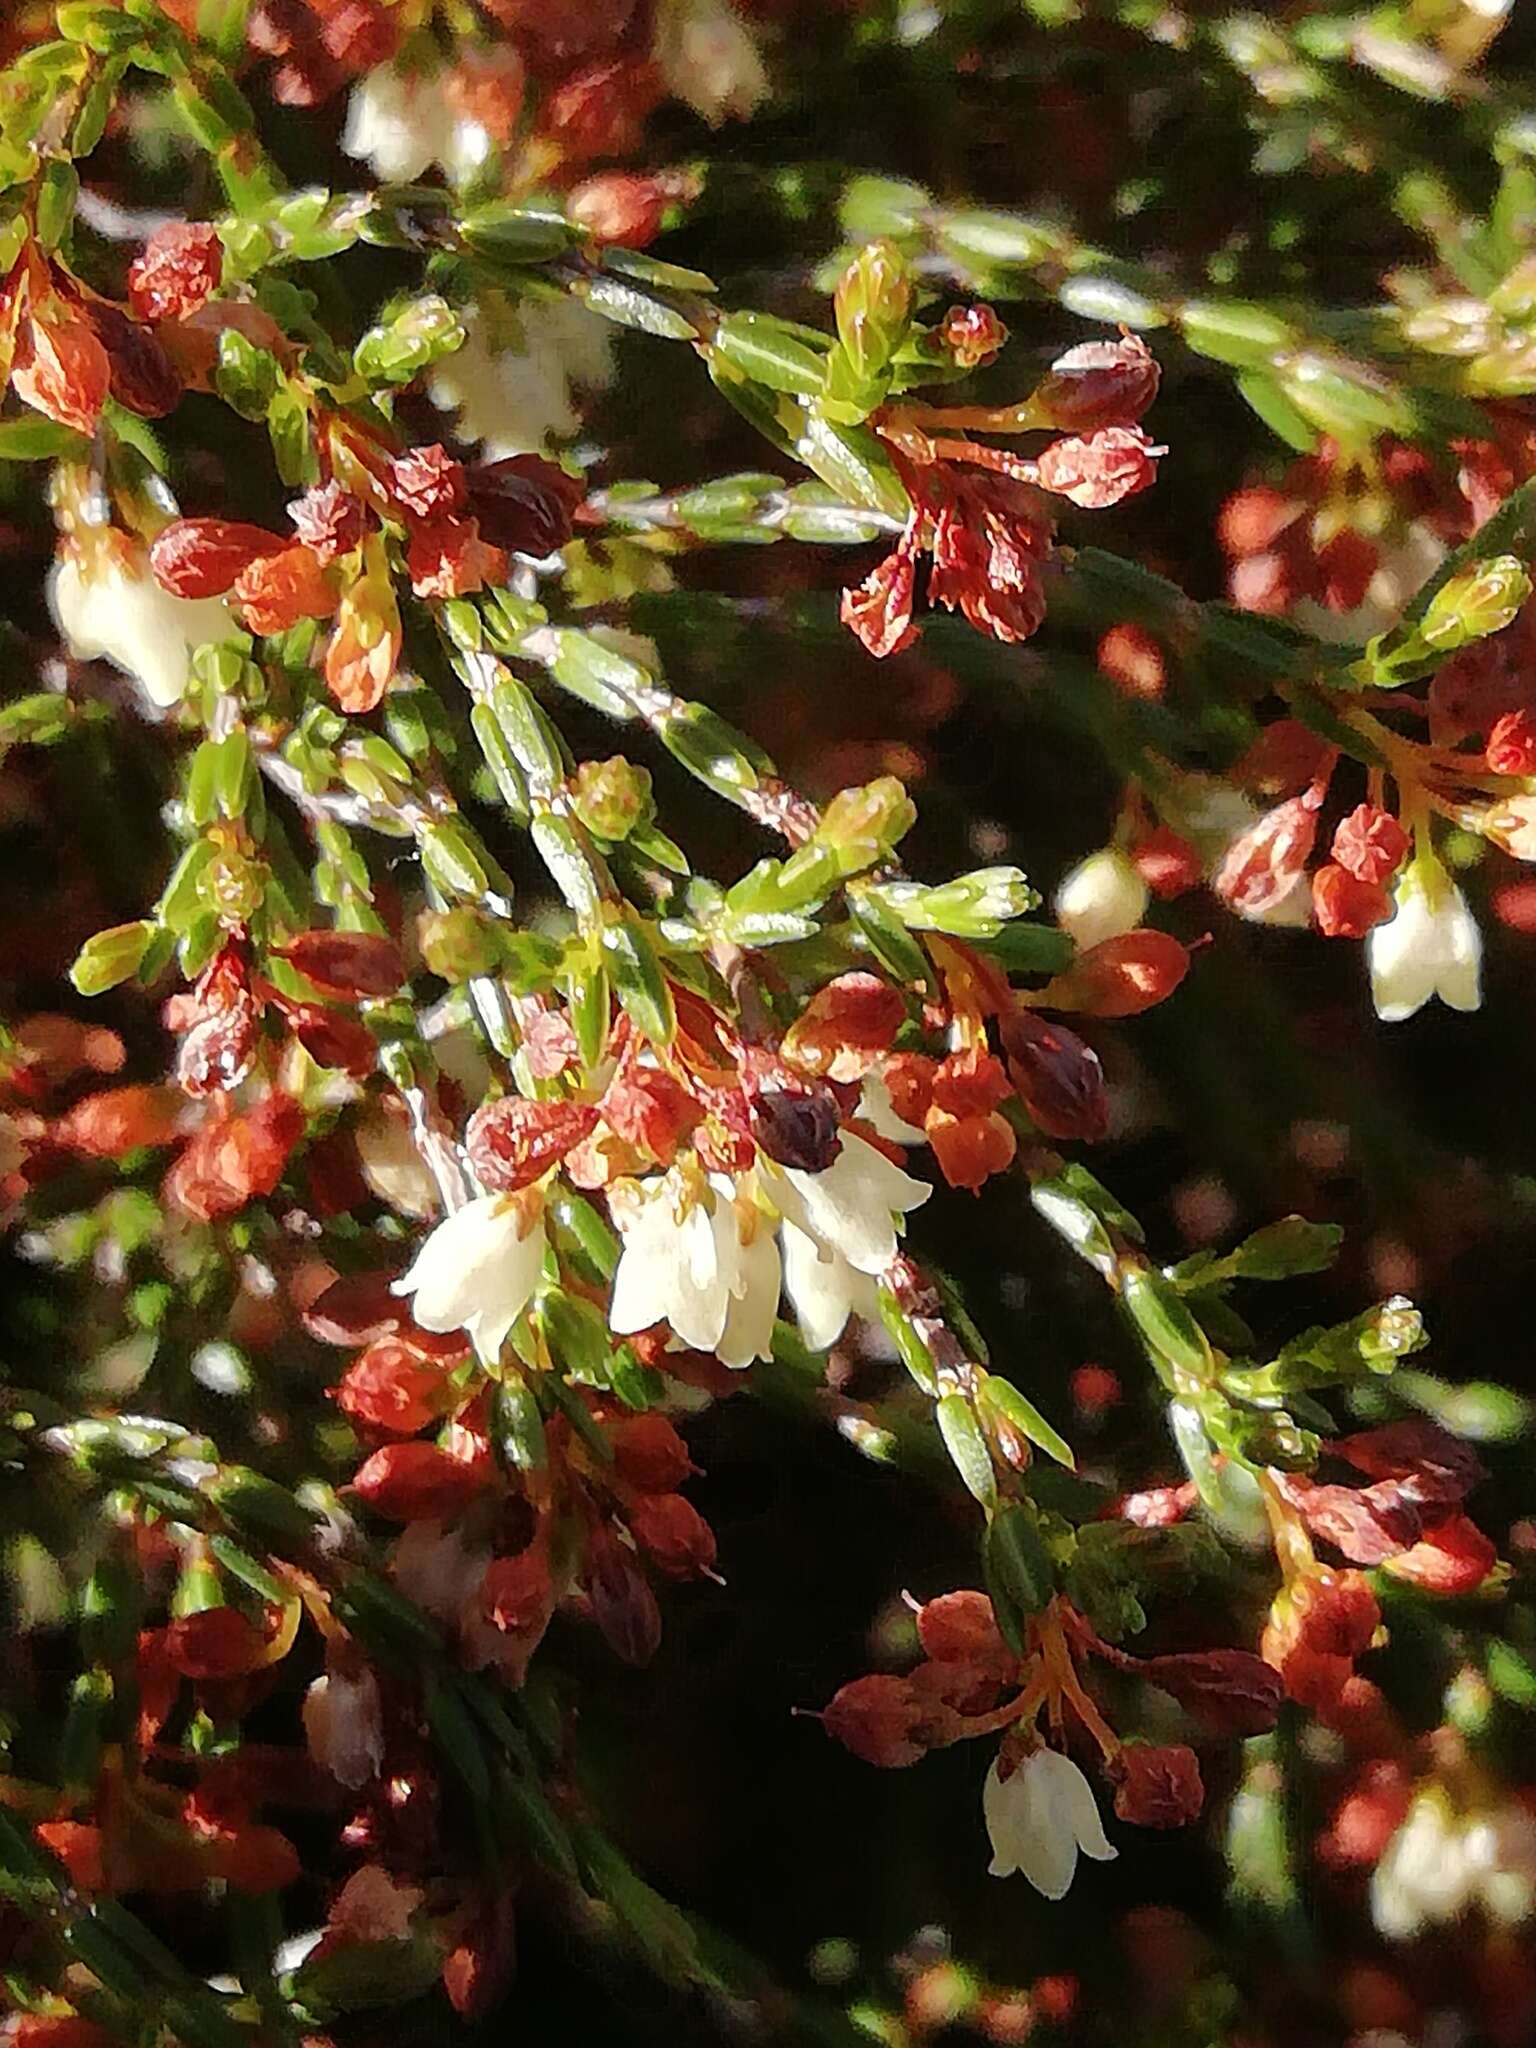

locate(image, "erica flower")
[[302, 1663, 385, 1789], [609, 1135, 929, 1366], [50, 535, 233, 709], [1053, 847, 1149, 951], [392, 1192, 547, 1364], [653, 0, 769, 127], [982, 1750, 1117, 1897], [1371, 1786, 1536, 1938], [342, 63, 494, 185], [429, 305, 616, 457], [608, 1169, 778, 1368], [1367, 866, 1482, 1022]]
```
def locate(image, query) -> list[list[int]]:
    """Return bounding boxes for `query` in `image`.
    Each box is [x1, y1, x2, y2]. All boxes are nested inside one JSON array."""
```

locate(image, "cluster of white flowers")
[[983, 1750, 1117, 1898], [342, 64, 493, 187], [1367, 865, 1482, 1022], [608, 1133, 929, 1366], [389, 1129, 927, 1373], [1371, 1785, 1536, 1939], [50, 539, 233, 710], [428, 303, 617, 458]]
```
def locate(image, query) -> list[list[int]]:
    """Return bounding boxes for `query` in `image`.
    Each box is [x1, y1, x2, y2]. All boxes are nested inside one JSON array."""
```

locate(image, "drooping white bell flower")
[[302, 1666, 384, 1790], [983, 1750, 1118, 1898], [1371, 1788, 1474, 1939], [654, 0, 770, 127], [780, 1219, 880, 1353], [51, 542, 234, 710], [342, 65, 455, 185], [609, 1168, 778, 1361], [772, 1131, 931, 1278], [392, 1191, 547, 1363], [391, 1518, 490, 1628], [1053, 848, 1149, 952], [428, 302, 616, 457], [1367, 865, 1481, 1022]]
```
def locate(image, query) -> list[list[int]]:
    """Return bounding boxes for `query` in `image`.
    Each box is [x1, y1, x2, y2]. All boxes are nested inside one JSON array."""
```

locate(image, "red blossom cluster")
[[303, 1265, 717, 1680], [148, 436, 580, 711], [841, 333, 1161, 659]]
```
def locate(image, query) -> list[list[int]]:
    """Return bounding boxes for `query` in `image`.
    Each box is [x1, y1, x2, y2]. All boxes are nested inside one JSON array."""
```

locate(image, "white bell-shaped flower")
[[780, 1218, 881, 1353], [51, 544, 234, 710], [429, 303, 616, 457], [1371, 1788, 1473, 1939], [342, 65, 455, 185], [1367, 866, 1482, 1022], [392, 1192, 547, 1363], [609, 1169, 780, 1363], [983, 1750, 1117, 1898], [654, 0, 769, 126], [1053, 848, 1149, 952], [772, 1131, 930, 1278], [302, 1666, 384, 1790]]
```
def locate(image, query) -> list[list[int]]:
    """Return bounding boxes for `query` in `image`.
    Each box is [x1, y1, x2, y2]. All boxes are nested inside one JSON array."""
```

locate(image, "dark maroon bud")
[[749, 1087, 844, 1173], [997, 1005, 1109, 1142], [466, 455, 584, 558]]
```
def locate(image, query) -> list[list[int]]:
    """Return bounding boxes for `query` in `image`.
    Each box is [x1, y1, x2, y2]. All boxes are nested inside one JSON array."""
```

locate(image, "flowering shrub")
[[1, 3, 1535, 2045]]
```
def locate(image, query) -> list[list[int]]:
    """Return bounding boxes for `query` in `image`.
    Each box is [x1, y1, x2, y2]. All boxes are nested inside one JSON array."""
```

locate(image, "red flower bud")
[[1130, 825, 1201, 898], [466, 455, 584, 558], [285, 1004, 378, 1077], [1112, 1743, 1203, 1827], [1097, 622, 1166, 701], [279, 930, 405, 997], [1487, 707, 1536, 776], [1213, 795, 1319, 917], [569, 172, 674, 247], [915, 1590, 1010, 1666], [882, 1052, 937, 1129], [288, 480, 366, 563], [390, 444, 466, 521], [466, 1096, 599, 1192], [1140, 1649, 1283, 1735], [1331, 803, 1410, 886], [610, 1411, 697, 1493], [926, 1109, 1016, 1192], [537, 56, 662, 166], [930, 1046, 1011, 1119], [586, 1525, 662, 1666], [626, 1492, 717, 1578], [204, 1823, 301, 1893], [783, 971, 907, 1081], [84, 300, 181, 419], [1059, 929, 1190, 1017], [149, 518, 285, 599], [335, 1340, 447, 1435], [33, 1821, 107, 1893], [1034, 333, 1160, 432], [822, 1673, 929, 1768], [352, 1441, 487, 1521], [1381, 1513, 1497, 1595], [232, 544, 336, 634], [54, 1084, 183, 1157], [1035, 425, 1160, 509], [129, 222, 224, 323], [14, 311, 110, 438], [163, 1606, 271, 1680], [480, 1546, 554, 1633], [1312, 863, 1392, 939], [163, 1093, 305, 1222], [598, 1065, 700, 1164], [997, 1005, 1109, 1142]]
